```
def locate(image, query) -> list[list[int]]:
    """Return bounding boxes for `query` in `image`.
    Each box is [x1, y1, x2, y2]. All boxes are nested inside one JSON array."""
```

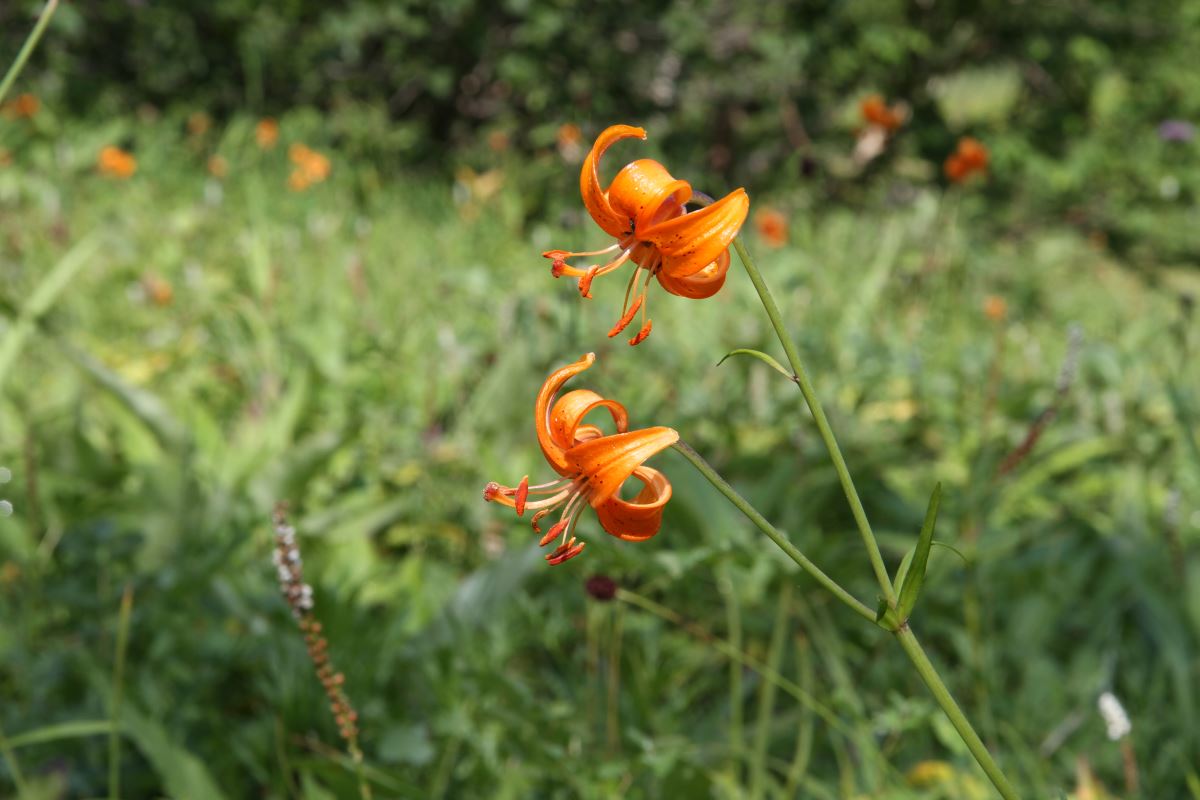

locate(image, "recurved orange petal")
[[594, 466, 673, 541], [566, 426, 679, 506], [550, 389, 629, 450], [581, 124, 646, 239], [606, 159, 692, 236], [536, 353, 597, 475], [656, 250, 731, 299], [641, 188, 749, 278]]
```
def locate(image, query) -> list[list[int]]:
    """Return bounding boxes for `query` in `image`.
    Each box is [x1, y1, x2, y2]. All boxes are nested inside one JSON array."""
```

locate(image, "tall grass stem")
[[109, 584, 133, 800], [0, 0, 59, 107]]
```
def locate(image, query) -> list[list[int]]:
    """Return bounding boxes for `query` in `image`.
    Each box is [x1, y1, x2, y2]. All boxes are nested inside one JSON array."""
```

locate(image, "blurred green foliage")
[[2, 102, 1199, 796], [4, 2, 1200, 797], [5, 0, 1200, 262]]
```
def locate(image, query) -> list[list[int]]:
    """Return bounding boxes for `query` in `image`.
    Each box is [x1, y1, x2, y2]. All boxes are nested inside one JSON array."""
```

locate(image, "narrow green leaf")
[[875, 596, 890, 623], [892, 548, 915, 598], [6, 720, 114, 749], [897, 483, 942, 622], [717, 348, 793, 380], [59, 341, 186, 450], [931, 540, 968, 564]]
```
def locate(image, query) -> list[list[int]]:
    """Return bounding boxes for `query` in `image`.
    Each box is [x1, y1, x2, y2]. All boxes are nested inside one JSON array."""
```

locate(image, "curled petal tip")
[[550, 259, 567, 278]]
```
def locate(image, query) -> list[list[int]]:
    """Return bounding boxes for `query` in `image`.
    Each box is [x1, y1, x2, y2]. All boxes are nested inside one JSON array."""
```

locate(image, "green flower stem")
[[0, 0, 59, 107], [732, 237, 895, 604], [728, 237, 1022, 798], [671, 440, 876, 623], [895, 626, 1020, 800]]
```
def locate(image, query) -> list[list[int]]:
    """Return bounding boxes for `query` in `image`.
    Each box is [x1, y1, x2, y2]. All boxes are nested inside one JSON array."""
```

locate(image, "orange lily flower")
[[544, 124, 749, 345], [944, 137, 989, 183], [860, 94, 905, 133], [256, 118, 280, 149], [97, 146, 137, 179], [484, 353, 679, 565]]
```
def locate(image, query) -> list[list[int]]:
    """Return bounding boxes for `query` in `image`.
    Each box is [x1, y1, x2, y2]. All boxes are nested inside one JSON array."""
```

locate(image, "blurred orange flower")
[[0, 148, 11, 168], [944, 137, 989, 183], [486, 130, 510, 153], [557, 123, 583, 147], [256, 118, 279, 149], [2, 93, 40, 119], [754, 207, 789, 248], [97, 146, 137, 179], [860, 94, 904, 133], [141, 273, 174, 306], [983, 294, 1007, 322], [207, 155, 228, 178], [287, 143, 331, 191], [484, 353, 678, 565], [544, 124, 749, 345]]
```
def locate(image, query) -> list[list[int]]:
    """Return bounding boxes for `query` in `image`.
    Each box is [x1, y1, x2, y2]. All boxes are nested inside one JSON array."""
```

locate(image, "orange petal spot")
[[536, 354, 598, 475], [594, 466, 672, 542], [565, 426, 679, 506], [580, 124, 646, 239], [515, 476, 530, 516], [628, 320, 653, 346], [608, 296, 643, 338], [642, 188, 749, 278]]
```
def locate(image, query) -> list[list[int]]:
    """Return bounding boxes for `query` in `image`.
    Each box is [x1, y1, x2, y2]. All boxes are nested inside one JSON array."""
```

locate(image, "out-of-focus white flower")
[[1098, 692, 1131, 741]]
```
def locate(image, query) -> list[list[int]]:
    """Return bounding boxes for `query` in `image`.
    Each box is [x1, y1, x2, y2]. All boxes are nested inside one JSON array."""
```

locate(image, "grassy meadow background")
[[2, 2, 1200, 798]]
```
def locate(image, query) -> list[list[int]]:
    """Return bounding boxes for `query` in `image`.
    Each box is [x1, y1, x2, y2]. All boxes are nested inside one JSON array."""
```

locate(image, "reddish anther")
[[628, 320, 653, 346], [515, 476, 530, 516], [607, 296, 643, 338], [539, 520, 569, 547], [578, 265, 600, 298], [547, 540, 586, 565]]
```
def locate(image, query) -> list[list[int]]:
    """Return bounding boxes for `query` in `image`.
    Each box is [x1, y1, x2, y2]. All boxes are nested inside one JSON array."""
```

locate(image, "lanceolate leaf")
[[716, 348, 794, 380], [897, 483, 942, 622]]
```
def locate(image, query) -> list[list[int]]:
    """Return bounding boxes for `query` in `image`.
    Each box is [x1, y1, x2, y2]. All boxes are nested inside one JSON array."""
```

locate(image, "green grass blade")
[[0, 233, 101, 393], [0, 0, 59, 106], [4, 720, 115, 749]]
